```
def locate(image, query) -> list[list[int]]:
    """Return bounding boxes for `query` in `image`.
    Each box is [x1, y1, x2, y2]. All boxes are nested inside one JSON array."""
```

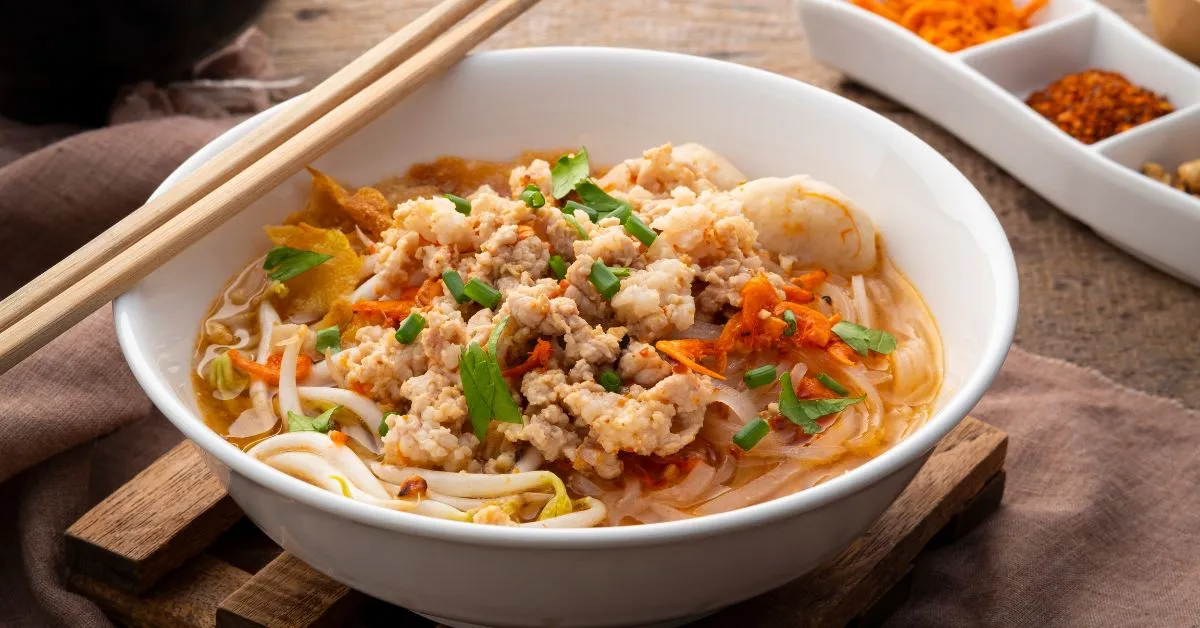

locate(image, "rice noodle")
[[669, 321, 723, 340], [304, 360, 335, 387], [249, 431, 390, 499], [712, 381, 759, 424], [521, 498, 607, 528], [651, 462, 716, 508], [514, 448, 544, 473], [276, 328, 306, 420], [371, 463, 561, 499], [234, 302, 282, 439], [851, 274, 872, 328], [694, 461, 807, 516], [297, 386, 384, 454]]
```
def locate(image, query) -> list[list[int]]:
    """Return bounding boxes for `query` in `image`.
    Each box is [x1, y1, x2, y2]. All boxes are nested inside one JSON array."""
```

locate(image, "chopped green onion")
[[394, 312, 426, 344], [550, 148, 590, 199], [624, 213, 657, 247], [445, 193, 471, 215], [782, 310, 797, 337], [287, 405, 340, 434], [561, 213, 589, 239], [743, 365, 777, 389], [610, 266, 631, 278], [598, 370, 622, 392], [563, 200, 599, 223], [575, 180, 631, 215], [832, 321, 898, 356], [520, 184, 546, 208], [589, 261, 621, 300], [263, 246, 333, 282], [314, 326, 341, 354], [778, 372, 864, 435], [379, 412, 394, 438], [604, 204, 632, 225], [441, 270, 469, 304], [548, 255, 568, 280], [733, 417, 770, 451], [464, 278, 502, 309], [816, 372, 849, 396]]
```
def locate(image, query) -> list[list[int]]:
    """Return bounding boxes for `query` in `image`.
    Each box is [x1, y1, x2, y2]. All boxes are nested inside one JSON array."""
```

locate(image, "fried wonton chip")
[[287, 167, 394, 238], [265, 224, 361, 321]]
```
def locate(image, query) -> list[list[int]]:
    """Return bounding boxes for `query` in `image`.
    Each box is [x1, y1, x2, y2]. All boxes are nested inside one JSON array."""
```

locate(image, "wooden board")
[[66, 418, 1006, 628], [65, 441, 243, 594]]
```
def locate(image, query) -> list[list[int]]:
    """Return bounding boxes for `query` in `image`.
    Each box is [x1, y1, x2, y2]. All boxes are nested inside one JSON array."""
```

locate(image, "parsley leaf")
[[550, 148, 590, 199], [287, 405, 340, 433], [832, 321, 898, 356], [263, 246, 333, 282], [575, 180, 632, 216], [777, 372, 863, 435], [459, 341, 522, 440]]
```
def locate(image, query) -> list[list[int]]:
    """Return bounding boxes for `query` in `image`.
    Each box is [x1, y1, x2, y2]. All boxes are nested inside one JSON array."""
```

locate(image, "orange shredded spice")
[[350, 278, 441, 326], [329, 430, 349, 446], [655, 274, 847, 378], [228, 350, 313, 385], [502, 339, 554, 378], [852, 0, 1049, 51]]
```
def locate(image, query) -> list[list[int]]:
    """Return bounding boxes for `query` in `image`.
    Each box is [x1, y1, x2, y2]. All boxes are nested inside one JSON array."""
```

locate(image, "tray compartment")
[[961, 9, 1200, 106], [1095, 104, 1200, 200]]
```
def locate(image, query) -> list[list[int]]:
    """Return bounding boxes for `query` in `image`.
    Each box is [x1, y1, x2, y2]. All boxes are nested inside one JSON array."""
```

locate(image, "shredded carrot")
[[413, 276, 443, 308], [517, 224, 537, 240], [782, 284, 815, 304], [654, 340, 726, 380], [740, 274, 782, 336], [349, 381, 370, 396], [774, 303, 834, 347], [228, 350, 313, 385], [351, 299, 414, 325], [852, 0, 1045, 51], [792, 270, 828, 291], [329, 430, 349, 446], [827, 341, 859, 366], [555, 279, 571, 297], [502, 339, 553, 378]]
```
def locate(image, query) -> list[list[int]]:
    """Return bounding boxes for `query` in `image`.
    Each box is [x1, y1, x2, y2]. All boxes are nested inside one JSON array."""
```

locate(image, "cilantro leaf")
[[832, 320, 898, 356], [550, 148, 590, 199], [777, 372, 863, 435], [263, 246, 333, 282], [287, 405, 340, 433], [575, 180, 632, 216], [459, 342, 522, 440]]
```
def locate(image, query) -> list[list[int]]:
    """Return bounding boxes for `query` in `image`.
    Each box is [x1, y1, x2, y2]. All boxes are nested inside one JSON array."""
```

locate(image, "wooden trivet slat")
[[66, 440, 242, 594], [67, 417, 1007, 628]]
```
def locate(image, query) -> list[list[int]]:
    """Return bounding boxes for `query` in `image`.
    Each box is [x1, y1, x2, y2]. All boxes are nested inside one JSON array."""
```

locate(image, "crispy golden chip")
[[264, 224, 361, 321], [287, 168, 393, 238]]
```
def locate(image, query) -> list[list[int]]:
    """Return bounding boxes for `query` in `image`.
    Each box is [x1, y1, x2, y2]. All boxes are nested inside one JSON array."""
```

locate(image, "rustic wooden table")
[[260, 0, 1200, 409]]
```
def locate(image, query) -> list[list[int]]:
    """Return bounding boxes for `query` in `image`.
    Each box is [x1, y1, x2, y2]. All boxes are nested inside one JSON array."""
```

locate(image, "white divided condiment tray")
[[797, 0, 1200, 285]]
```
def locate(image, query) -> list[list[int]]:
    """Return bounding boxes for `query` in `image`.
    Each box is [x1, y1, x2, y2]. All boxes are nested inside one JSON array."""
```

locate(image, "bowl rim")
[[114, 46, 1018, 549]]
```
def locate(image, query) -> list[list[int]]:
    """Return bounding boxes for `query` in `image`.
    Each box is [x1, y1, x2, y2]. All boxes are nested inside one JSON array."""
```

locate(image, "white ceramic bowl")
[[114, 48, 1018, 628]]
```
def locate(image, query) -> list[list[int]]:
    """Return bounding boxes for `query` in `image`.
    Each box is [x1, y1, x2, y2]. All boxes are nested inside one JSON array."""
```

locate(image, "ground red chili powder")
[[1025, 69, 1174, 144]]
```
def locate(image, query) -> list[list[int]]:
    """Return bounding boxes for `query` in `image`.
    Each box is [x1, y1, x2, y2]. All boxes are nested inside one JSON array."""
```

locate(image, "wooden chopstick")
[[0, 0, 541, 374], [0, 0, 490, 335]]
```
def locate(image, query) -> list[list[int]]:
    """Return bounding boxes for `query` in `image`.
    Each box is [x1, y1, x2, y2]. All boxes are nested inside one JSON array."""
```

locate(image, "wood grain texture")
[[65, 441, 242, 593], [260, 0, 1200, 411], [217, 553, 365, 628], [695, 417, 1007, 627], [70, 555, 251, 628]]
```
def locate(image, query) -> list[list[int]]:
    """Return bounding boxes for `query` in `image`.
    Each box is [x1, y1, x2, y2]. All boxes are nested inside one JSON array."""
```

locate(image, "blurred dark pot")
[[0, 0, 270, 125]]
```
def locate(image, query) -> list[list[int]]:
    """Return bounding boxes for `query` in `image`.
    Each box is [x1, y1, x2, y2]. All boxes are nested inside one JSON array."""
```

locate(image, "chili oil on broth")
[[190, 145, 943, 528]]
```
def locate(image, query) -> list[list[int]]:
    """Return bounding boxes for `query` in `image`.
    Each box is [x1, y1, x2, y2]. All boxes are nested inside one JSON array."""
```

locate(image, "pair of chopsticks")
[[0, 0, 541, 374]]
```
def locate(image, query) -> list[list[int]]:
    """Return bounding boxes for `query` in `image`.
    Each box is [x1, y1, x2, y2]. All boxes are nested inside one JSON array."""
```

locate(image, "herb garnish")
[[315, 326, 341, 354], [832, 321, 898, 356], [733, 417, 770, 451], [816, 372, 849, 396], [263, 246, 333, 282], [777, 372, 863, 435], [287, 405, 341, 433], [520, 184, 546, 208], [575, 180, 632, 216], [550, 148, 590, 199], [445, 193, 472, 215], [459, 319, 523, 440]]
